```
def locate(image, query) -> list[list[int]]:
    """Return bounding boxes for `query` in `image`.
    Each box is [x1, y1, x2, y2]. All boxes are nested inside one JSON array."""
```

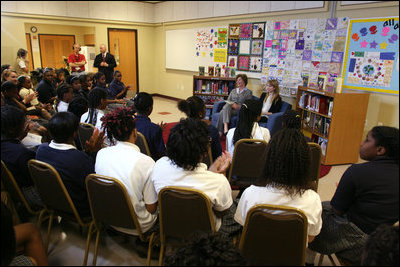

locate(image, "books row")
[[197, 95, 225, 106], [194, 80, 232, 95], [298, 92, 333, 116], [302, 111, 331, 138]]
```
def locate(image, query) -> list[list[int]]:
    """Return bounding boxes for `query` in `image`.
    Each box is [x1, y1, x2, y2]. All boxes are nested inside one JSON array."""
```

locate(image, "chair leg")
[[158, 243, 164, 266], [328, 254, 337, 266], [44, 213, 54, 253], [318, 254, 324, 266], [92, 228, 101, 266], [83, 221, 95, 266], [146, 232, 155, 266]]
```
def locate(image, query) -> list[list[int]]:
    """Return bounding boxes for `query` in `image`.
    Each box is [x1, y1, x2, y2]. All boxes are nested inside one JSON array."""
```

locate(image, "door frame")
[[38, 34, 76, 68], [107, 28, 139, 92], [25, 33, 34, 71]]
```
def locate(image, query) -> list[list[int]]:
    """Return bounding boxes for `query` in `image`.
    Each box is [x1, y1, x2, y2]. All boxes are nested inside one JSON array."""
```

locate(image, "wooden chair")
[[158, 186, 216, 265], [78, 122, 96, 151], [27, 159, 92, 264], [84, 174, 157, 266], [1, 160, 42, 223], [239, 204, 308, 266], [135, 131, 152, 157], [227, 139, 268, 190], [308, 142, 322, 192]]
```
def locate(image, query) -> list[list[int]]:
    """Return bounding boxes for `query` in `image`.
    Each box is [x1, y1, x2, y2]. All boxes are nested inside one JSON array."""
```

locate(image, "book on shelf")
[[318, 137, 328, 156], [327, 100, 334, 116], [318, 97, 329, 115], [317, 75, 327, 91], [324, 119, 330, 137], [302, 73, 309, 87], [313, 115, 322, 133]]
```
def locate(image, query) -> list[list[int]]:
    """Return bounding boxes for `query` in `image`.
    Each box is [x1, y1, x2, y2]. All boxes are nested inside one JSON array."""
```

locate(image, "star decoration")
[[380, 41, 388, 49], [369, 41, 378, 49], [360, 40, 369, 48]]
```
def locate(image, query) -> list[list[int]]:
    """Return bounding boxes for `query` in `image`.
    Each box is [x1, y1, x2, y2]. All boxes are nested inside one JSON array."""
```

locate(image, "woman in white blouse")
[[226, 99, 270, 157]]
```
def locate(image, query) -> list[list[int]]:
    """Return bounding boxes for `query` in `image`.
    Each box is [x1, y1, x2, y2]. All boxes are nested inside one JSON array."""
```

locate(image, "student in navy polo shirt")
[[308, 126, 399, 266], [35, 112, 104, 218], [133, 92, 166, 161]]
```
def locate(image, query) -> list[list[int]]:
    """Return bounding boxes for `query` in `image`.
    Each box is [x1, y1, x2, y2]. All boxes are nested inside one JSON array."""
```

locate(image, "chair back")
[[135, 131, 152, 157], [78, 123, 96, 151], [85, 174, 142, 234], [1, 160, 39, 216], [27, 159, 85, 225], [239, 204, 308, 266], [201, 146, 213, 168], [227, 139, 268, 184], [158, 186, 216, 245], [308, 142, 322, 192]]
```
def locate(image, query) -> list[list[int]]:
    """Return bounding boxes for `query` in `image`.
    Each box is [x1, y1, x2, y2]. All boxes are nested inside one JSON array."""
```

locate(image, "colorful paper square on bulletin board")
[[228, 39, 239, 55], [239, 39, 251, 54], [252, 23, 265, 39], [238, 56, 250, 70], [249, 56, 262, 72], [274, 21, 281, 30], [229, 24, 240, 38], [240, 24, 252, 38], [326, 18, 338, 30], [251, 39, 263, 55], [227, 55, 238, 69]]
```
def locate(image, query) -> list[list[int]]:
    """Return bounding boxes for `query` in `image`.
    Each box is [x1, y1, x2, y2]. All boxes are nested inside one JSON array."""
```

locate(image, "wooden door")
[[108, 28, 138, 92], [39, 34, 75, 69], [25, 33, 34, 71]]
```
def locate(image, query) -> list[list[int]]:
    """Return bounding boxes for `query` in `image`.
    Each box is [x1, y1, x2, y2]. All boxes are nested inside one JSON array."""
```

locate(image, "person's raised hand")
[[158, 121, 167, 131], [208, 151, 231, 174], [85, 128, 105, 154]]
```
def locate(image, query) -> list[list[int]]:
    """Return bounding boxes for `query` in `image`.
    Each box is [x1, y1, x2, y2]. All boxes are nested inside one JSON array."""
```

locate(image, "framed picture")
[[249, 56, 262, 72], [251, 39, 263, 55], [239, 39, 251, 55], [228, 39, 239, 55], [240, 23, 252, 39], [252, 22, 265, 39], [229, 24, 240, 38], [238, 56, 250, 71]]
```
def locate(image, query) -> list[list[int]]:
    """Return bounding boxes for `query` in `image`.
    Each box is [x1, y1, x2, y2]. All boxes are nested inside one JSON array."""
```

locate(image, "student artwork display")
[[342, 17, 399, 95], [261, 17, 349, 95], [227, 22, 266, 73]]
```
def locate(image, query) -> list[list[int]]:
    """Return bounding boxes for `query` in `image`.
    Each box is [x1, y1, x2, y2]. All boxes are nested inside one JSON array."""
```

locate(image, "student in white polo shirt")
[[95, 107, 158, 236], [151, 118, 239, 237]]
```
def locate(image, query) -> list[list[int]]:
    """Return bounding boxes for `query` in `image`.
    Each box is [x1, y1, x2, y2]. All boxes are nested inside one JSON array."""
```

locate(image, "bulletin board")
[[342, 17, 399, 95], [165, 26, 228, 72]]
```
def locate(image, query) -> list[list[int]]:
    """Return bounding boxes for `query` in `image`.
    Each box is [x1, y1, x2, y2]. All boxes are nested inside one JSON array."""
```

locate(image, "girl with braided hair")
[[178, 96, 222, 161], [234, 128, 322, 245], [80, 87, 108, 130], [95, 107, 158, 236], [226, 98, 270, 157]]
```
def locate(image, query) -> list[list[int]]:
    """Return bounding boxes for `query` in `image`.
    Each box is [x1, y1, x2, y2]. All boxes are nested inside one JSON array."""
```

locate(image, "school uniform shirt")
[[95, 141, 158, 235], [234, 185, 322, 239], [57, 101, 69, 112], [226, 122, 271, 157], [36, 141, 94, 218], [135, 115, 166, 161], [108, 79, 127, 99], [80, 109, 106, 131], [151, 156, 233, 231]]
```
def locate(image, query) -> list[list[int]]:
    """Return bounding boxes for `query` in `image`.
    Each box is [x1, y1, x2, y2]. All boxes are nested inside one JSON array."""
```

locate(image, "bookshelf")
[[193, 75, 236, 119], [296, 86, 370, 165]]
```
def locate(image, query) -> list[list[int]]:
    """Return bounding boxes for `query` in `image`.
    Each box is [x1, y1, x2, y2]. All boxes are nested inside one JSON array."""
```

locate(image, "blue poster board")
[[342, 17, 399, 95]]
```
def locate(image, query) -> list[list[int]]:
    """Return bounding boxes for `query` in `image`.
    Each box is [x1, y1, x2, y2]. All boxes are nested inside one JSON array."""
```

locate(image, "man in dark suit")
[[93, 44, 117, 84]]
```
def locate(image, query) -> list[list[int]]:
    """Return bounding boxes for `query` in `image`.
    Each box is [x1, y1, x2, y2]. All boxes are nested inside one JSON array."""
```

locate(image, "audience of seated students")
[[308, 126, 399, 265], [215, 74, 253, 136], [69, 76, 82, 98], [2, 202, 48, 266], [30, 68, 43, 89], [361, 223, 399, 266], [1, 106, 43, 209], [108, 70, 130, 100], [133, 92, 166, 161], [93, 71, 125, 107], [95, 107, 158, 235], [78, 74, 92, 102], [259, 79, 283, 123], [80, 87, 108, 131], [2, 81, 41, 117], [151, 118, 240, 238], [55, 68, 67, 89], [163, 231, 247, 266], [35, 112, 104, 218], [234, 128, 322, 245], [178, 96, 222, 161], [2, 68, 19, 85], [13, 48, 30, 76], [226, 98, 270, 157], [18, 75, 52, 120], [55, 84, 74, 113], [36, 67, 56, 105], [67, 96, 89, 151]]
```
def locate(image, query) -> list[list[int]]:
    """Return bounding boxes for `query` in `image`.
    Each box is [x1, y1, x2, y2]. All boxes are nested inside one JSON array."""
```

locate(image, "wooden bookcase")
[[193, 75, 236, 119], [296, 86, 369, 165]]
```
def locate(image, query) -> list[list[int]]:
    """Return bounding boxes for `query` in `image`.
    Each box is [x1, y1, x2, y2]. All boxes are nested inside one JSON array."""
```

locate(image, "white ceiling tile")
[[249, 1, 270, 13], [213, 1, 229, 17], [109, 1, 129, 21], [143, 3, 155, 23], [42, 1, 67, 17], [295, 1, 324, 9], [1, 1, 17, 12], [127, 1, 145, 22], [66, 1, 89, 19], [16, 1, 43, 15], [173, 1, 186, 21], [88, 1, 109, 20]]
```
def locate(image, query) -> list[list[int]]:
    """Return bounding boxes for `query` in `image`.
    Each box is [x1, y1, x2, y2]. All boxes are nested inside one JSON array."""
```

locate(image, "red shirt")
[[68, 53, 86, 72]]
